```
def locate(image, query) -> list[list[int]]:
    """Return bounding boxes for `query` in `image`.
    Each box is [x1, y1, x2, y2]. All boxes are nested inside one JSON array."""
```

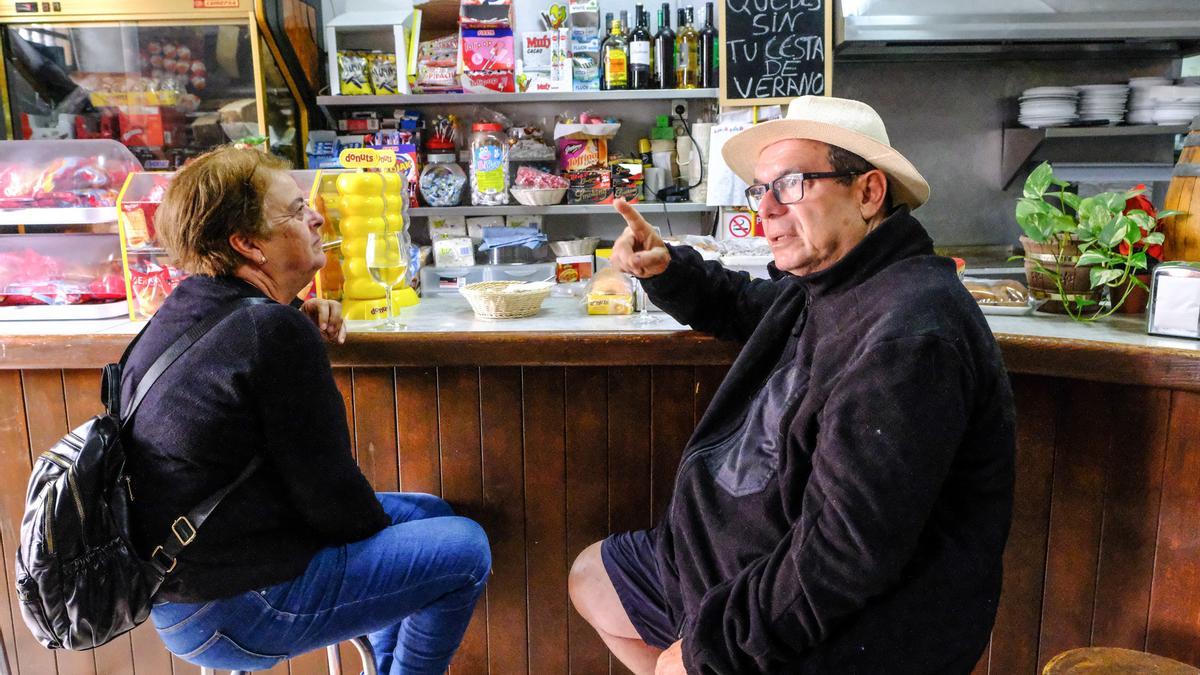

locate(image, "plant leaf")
[[1143, 232, 1165, 245], [1060, 191, 1081, 212], [1156, 210, 1184, 220], [1123, 187, 1147, 200], [1128, 252, 1148, 270], [1090, 267, 1122, 288], [1050, 214, 1077, 234], [1096, 191, 1125, 213], [1099, 216, 1126, 248], [1077, 251, 1109, 266], [1024, 162, 1054, 199]]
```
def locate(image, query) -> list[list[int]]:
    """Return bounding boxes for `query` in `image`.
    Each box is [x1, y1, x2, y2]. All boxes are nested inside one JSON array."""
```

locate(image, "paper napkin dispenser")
[[1147, 261, 1200, 340]]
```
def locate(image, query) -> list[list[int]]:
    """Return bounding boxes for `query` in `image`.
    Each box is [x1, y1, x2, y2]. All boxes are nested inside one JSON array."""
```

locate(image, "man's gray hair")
[[827, 145, 894, 212]]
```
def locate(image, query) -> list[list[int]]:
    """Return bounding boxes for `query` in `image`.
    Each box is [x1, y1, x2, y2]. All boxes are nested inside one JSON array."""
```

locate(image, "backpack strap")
[[122, 296, 271, 424], [146, 454, 264, 581]]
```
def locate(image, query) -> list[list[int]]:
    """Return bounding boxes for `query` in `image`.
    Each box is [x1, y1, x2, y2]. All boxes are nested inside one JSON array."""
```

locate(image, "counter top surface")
[[2, 297, 1198, 389]]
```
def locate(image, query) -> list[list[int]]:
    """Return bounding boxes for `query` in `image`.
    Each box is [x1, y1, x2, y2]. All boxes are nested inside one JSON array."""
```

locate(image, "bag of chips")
[[368, 52, 398, 95], [338, 51, 373, 95]]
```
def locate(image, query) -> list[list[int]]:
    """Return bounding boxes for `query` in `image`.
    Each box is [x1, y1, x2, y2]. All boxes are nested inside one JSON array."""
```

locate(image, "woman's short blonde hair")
[[156, 145, 290, 276]]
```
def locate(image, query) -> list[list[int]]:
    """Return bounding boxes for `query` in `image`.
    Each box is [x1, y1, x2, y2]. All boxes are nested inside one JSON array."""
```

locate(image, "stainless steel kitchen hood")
[[836, 0, 1200, 58]]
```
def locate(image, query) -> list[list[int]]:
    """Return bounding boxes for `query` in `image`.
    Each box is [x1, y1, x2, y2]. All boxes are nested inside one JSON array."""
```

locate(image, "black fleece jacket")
[[122, 275, 389, 602], [642, 208, 1015, 674]]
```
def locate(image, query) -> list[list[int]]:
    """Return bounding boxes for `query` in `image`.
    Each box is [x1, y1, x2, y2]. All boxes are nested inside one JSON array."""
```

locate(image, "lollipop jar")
[[469, 122, 509, 206]]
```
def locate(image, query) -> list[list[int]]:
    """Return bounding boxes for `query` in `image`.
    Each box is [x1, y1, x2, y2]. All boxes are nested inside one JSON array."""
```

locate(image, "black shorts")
[[600, 528, 677, 649]]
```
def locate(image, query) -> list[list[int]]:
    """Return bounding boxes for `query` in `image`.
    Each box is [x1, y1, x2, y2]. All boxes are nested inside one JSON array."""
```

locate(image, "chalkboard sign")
[[719, 0, 832, 107]]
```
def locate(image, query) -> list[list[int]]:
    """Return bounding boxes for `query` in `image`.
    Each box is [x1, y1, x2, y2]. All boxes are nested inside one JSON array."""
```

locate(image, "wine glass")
[[629, 276, 662, 326], [365, 231, 409, 331]]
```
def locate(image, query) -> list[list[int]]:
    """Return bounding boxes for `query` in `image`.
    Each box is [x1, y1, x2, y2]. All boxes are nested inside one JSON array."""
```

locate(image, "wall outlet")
[[671, 98, 688, 120]]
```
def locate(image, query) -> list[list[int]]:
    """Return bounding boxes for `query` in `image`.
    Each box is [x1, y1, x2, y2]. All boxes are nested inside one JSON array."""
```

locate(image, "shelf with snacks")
[[318, 88, 720, 107], [409, 202, 714, 217]]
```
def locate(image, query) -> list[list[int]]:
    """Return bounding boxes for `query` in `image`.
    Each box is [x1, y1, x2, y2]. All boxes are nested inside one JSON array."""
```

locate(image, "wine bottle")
[[653, 3, 675, 90], [700, 1, 718, 89], [675, 7, 700, 89], [629, 4, 652, 90]]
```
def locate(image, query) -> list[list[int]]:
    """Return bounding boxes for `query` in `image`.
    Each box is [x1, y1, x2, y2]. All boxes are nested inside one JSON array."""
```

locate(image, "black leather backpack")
[[15, 297, 266, 650]]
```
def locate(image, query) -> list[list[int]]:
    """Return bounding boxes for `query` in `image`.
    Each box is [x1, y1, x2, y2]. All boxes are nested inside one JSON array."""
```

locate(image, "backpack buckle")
[[171, 517, 197, 546], [150, 546, 177, 574]]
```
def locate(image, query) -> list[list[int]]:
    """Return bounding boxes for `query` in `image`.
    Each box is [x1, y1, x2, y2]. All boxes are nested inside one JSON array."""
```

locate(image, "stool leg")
[[350, 636, 377, 675], [326, 643, 342, 675]]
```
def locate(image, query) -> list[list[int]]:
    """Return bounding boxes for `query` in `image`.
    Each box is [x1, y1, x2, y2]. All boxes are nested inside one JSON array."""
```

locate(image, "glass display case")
[[0, 139, 140, 319], [117, 168, 327, 320], [0, 0, 323, 168], [117, 165, 418, 321]]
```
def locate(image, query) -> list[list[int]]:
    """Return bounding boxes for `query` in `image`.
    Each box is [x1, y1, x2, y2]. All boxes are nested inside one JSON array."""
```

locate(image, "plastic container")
[[419, 153, 466, 207], [420, 265, 485, 295], [469, 122, 510, 206], [482, 262, 555, 283]]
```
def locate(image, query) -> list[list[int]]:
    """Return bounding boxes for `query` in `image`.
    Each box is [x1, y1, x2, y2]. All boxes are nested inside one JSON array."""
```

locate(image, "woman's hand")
[[301, 298, 347, 345]]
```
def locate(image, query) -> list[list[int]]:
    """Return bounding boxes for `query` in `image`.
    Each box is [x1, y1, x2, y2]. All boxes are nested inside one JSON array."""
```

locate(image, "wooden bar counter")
[[1, 297, 1199, 675]]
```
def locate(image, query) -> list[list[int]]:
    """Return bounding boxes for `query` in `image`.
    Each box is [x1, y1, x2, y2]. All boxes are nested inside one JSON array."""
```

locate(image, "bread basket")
[[459, 280, 552, 319], [510, 187, 567, 206]]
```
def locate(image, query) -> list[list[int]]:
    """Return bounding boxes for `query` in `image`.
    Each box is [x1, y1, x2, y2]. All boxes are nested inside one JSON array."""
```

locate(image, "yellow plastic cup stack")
[[335, 171, 418, 320]]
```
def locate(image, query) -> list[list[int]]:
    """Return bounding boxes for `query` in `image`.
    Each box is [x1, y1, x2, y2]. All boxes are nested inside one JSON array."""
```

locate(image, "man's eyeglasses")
[[744, 171, 862, 212]]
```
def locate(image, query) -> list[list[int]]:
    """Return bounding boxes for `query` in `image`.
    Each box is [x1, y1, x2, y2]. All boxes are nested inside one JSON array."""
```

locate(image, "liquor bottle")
[[654, 3, 675, 90], [600, 17, 629, 91], [629, 4, 653, 90], [675, 7, 700, 89], [700, 1, 718, 88], [619, 10, 629, 39], [645, 8, 658, 88]]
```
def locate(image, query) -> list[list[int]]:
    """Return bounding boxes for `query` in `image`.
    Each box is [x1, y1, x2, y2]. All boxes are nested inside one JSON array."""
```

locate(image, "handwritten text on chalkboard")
[[725, 0, 825, 101]]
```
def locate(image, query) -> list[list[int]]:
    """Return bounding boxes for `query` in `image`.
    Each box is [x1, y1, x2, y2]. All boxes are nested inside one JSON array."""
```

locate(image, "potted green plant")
[[1014, 162, 1179, 322]]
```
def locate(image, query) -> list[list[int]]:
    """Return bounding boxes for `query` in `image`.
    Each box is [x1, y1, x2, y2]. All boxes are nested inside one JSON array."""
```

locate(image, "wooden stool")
[[198, 635, 376, 675], [1043, 647, 1200, 674]]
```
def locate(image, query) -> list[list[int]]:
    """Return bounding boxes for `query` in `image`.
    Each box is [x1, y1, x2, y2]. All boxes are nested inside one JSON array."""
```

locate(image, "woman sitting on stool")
[[125, 145, 490, 675]]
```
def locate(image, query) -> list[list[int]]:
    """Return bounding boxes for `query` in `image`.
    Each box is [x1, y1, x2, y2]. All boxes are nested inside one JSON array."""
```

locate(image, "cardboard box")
[[556, 255, 594, 283], [565, 169, 611, 204]]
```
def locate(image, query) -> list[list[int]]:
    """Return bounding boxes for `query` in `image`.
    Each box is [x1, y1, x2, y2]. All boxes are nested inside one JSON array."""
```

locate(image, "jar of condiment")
[[469, 122, 509, 206], [419, 152, 466, 207]]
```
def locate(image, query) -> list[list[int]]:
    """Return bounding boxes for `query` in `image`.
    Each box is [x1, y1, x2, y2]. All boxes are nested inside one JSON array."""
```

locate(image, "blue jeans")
[[151, 492, 491, 675]]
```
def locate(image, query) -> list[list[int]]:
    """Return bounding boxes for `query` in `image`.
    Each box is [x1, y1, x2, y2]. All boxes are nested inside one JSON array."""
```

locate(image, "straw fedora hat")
[[722, 96, 930, 210]]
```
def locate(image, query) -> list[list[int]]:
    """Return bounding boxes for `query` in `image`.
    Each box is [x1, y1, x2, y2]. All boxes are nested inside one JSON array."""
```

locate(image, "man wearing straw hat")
[[569, 96, 1015, 674]]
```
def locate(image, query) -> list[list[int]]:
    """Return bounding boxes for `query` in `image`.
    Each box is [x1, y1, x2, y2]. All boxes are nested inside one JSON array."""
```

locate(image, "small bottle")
[[629, 4, 653, 90], [675, 7, 700, 89], [600, 17, 629, 91], [654, 3, 675, 90], [619, 10, 629, 39], [700, 2, 718, 89]]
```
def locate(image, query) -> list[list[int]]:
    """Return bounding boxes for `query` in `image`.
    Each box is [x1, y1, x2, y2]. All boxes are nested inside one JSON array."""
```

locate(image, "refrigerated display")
[[0, 0, 322, 168], [0, 139, 140, 319]]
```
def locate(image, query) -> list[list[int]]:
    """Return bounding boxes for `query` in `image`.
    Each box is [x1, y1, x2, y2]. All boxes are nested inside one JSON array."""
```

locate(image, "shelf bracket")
[[1000, 128, 1045, 190]]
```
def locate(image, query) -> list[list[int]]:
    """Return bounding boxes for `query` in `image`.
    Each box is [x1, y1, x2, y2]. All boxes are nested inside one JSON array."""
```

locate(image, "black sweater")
[[121, 275, 388, 602], [643, 209, 1015, 674]]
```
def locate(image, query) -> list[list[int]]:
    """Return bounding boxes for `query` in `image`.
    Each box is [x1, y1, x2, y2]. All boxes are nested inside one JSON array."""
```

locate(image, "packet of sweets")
[[368, 52, 398, 95], [338, 51, 373, 95]]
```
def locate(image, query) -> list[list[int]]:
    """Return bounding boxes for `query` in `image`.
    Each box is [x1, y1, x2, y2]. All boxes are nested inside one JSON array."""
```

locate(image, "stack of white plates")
[[1018, 86, 1079, 129], [1127, 77, 1174, 125], [1075, 84, 1129, 125], [1147, 85, 1200, 126]]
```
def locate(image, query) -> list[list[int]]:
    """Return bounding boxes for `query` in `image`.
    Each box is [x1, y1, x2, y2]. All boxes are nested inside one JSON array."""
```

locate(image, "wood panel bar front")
[[2, 328, 1200, 674]]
